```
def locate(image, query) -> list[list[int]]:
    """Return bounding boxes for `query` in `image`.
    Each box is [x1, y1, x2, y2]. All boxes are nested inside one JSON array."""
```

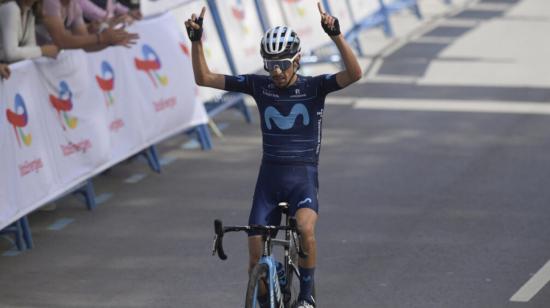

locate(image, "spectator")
[[0, 0, 59, 63], [118, 0, 138, 10], [79, 0, 141, 24], [38, 0, 139, 52], [0, 63, 9, 79]]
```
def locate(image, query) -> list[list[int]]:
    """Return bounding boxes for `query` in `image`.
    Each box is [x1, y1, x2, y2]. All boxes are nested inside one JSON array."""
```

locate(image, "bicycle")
[[212, 202, 313, 308]]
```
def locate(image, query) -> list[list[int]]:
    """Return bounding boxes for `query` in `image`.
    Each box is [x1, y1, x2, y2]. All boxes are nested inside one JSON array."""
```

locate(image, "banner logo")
[[232, 0, 245, 20], [6, 94, 32, 147], [96, 61, 115, 107], [49, 81, 78, 130], [180, 41, 190, 56], [232, 0, 250, 34], [284, 0, 306, 17], [264, 104, 309, 130], [134, 44, 169, 88]]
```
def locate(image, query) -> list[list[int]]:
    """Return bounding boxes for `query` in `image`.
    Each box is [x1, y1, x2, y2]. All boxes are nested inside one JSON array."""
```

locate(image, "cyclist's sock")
[[298, 266, 315, 304]]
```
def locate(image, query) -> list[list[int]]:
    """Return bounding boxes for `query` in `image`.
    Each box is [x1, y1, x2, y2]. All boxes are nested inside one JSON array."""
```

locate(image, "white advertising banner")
[[0, 61, 58, 228], [141, 0, 194, 17], [279, 0, 331, 53], [213, 0, 264, 74], [172, 0, 230, 102], [0, 80, 17, 229], [88, 48, 147, 163], [35, 52, 111, 187], [0, 12, 208, 230], [129, 13, 208, 144], [348, 0, 382, 21], [259, 0, 286, 29], [326, 0, 354, 34]]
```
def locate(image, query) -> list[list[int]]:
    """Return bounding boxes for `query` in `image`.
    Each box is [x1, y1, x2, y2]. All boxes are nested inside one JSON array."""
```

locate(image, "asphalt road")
[[1, 0, 550, 307]]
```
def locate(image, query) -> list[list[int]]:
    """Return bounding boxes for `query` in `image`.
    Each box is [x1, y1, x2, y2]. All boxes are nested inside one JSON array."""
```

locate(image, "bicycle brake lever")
[[213, 219, 228, 260], [211, 234, 218, 256]]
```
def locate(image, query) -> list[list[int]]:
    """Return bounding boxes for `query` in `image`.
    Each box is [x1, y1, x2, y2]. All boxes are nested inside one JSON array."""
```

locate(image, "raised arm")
[[185, 7, 225, 90], [317, 2, 362, 88]]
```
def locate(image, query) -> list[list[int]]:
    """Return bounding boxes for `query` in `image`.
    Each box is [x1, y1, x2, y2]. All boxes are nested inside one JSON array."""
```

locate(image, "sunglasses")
[[263, 53, 299, 72]]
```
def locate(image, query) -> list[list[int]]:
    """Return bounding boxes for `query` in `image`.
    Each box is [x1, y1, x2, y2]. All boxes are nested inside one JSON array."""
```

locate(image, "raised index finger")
[[317, 1, 325, 15], [199, 6, 206, 19]]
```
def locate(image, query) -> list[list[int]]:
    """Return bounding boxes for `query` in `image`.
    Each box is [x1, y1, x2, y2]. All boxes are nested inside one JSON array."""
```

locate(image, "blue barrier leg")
[[13, 220, 24, 251], [1, 219, 25, 251], [382, 15, 393, 37], [412, 1, 423, 19], [73, 179, 97, 211], [196, 124, 213, 151], [142, 145, 161, 174], [378, 1, 394, 37], [354, 37, 365, 57], [21, 216, 33, 249]]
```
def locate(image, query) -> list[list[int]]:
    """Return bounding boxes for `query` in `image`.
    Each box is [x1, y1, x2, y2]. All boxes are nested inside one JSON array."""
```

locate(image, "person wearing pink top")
[[79, 0, 127, 20], [78, 0, 141, 35], [39, 0, 139, 51]]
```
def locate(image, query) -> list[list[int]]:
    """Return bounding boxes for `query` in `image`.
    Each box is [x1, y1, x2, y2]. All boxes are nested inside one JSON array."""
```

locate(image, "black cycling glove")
[[186, 17, 204, 42], [321, 17, 341, 36]]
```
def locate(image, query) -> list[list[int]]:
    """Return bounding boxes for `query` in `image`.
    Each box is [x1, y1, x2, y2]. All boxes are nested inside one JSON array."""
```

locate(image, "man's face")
[[264, 54, 300, 88], [269, 65, 295, 88]]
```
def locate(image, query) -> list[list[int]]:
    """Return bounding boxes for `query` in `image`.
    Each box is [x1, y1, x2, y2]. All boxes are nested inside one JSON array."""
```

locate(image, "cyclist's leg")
[[295, 208, 318, 269], [289, 165, 319, 305], [247, 164, 283, 303]]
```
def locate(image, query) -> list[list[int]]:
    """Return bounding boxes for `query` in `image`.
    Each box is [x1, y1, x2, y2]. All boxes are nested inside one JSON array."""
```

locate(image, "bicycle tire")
[[245, 263, 283, 308]]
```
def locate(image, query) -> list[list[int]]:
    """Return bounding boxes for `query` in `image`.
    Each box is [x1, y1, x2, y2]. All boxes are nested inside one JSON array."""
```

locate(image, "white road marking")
[[324, 97, 355, 105], [353, 99, 550, 115], [124, 173, 147, 184], [510, 260, 550, 302]]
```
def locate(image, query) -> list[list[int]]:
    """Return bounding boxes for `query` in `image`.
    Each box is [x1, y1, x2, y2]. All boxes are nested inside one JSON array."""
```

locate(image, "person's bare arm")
[[318, 2, 362, 88], [185, 7, 225, 90], [42, 15, 138, 51], [0, 63, 10, 79], [42, 15, 100, 50]]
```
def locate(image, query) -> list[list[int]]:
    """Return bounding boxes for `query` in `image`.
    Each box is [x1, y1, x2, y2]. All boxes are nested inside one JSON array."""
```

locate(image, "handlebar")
[[212, 219, 305, 260]]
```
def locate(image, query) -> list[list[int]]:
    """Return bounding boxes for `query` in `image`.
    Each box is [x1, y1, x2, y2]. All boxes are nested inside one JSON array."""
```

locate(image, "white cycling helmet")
[[260, 26, 301, 60]]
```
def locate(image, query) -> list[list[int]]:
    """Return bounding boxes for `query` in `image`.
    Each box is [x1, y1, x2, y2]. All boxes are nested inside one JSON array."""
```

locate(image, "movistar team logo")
[[134, 44, 169, 88], [96, 61, 115, 107], [49, 81, 78, 130], [264, 104, 309, 130], [6, 94, 32, 147]]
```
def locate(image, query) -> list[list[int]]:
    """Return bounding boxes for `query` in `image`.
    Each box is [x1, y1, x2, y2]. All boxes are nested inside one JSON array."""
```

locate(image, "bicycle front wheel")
[[245, 263, 272, 308]]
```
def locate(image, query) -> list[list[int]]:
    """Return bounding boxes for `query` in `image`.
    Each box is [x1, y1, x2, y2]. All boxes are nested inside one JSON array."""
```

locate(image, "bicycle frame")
[[213, 203, 307, 308]]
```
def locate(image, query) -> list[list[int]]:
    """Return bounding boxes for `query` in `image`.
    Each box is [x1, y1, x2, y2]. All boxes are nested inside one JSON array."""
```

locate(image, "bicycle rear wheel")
[[284, 231, 300, 307]]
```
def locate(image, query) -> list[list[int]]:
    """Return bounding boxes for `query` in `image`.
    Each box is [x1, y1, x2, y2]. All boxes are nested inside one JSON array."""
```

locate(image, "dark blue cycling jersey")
[[224, 74, 341, 165]]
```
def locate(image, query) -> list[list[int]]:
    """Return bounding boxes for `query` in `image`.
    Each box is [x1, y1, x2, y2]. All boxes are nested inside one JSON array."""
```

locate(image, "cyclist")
[[186, 3, 361, 307]]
